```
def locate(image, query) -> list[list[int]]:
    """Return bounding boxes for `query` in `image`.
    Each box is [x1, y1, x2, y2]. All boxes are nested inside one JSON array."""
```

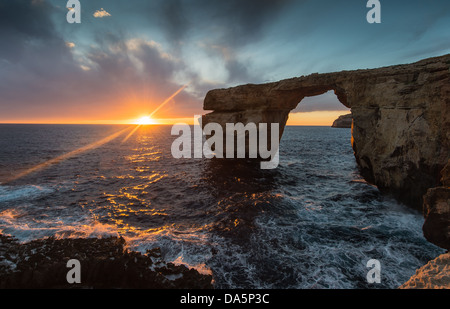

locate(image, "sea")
[[0, 124, 444, 289]]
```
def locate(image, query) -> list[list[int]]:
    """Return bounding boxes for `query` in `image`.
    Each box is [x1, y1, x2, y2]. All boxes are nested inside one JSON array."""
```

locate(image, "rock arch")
[[202, 54, 450, 211]]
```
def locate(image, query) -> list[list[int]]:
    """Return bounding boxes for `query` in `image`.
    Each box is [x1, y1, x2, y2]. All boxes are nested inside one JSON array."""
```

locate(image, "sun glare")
[[135, 116, 156, 125]]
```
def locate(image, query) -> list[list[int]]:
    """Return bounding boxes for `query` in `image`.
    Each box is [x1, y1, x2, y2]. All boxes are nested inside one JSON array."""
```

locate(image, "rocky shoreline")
[[402, 159, 450, 289], [202, 54, 450, 289], [0, 234, 213, 289]]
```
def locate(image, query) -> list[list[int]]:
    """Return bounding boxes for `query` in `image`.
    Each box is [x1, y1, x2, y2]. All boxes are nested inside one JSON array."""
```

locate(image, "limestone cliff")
[[203, 54, 450, 211], [422, 160, 450, 250], [332, 114, 352, 128]]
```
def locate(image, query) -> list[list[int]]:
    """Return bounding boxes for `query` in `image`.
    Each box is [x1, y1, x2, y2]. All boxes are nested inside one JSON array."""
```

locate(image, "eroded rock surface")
[[423, 160, 450, 250], [203, 54, 450, 210], [399, 253, 450, 289], [0, 234, 213, 289]]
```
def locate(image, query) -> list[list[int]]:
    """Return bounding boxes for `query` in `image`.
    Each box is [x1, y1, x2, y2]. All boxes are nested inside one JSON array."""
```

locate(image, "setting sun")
[[135, 116, 157, 125]]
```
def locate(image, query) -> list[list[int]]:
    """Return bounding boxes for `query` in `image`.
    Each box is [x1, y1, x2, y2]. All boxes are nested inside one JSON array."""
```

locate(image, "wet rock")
[[399, 253, 450, 289], [0, 235, 213, 289]]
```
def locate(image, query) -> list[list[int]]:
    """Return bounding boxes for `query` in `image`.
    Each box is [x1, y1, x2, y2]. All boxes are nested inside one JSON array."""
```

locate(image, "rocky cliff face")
[[422, 160, 450, 250], [203, 54, 450, 212], [332, 114, 352, 128]]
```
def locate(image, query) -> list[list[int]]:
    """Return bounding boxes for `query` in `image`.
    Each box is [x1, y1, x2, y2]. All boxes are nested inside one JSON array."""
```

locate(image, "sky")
[[0, 0, 449, 125]]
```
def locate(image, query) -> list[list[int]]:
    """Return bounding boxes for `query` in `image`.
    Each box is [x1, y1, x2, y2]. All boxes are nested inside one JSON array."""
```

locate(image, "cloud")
[[155, 0, 295, 48], [0, 0, 64, 63], [0, 0, 205, 122], [149, 0, 301, 87], [0, 0, 351, 122], [291, 91, 350, 113], [1, 0, 449, 122], [93, 8, 111, 18]]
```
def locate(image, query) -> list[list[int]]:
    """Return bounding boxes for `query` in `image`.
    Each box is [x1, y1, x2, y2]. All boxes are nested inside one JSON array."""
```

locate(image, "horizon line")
[[0, 122, 338, 127]]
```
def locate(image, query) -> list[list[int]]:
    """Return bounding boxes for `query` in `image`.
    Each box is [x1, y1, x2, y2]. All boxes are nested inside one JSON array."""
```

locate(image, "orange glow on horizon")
[[0, 82, 193, 125], [134, 116, 157, 125], [0, 112, 347, 126], [0, 111, 348, 126], [286, 111, 350, 126]]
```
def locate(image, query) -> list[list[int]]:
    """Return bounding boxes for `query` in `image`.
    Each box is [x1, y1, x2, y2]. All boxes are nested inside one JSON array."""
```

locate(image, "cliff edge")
[[332, 114, 352, 128]]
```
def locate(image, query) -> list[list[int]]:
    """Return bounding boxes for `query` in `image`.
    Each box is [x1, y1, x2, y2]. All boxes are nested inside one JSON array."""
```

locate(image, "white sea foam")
[[0, 184, 119, 243], [124, 227, 214, 276], [0, 185, 53, 204]]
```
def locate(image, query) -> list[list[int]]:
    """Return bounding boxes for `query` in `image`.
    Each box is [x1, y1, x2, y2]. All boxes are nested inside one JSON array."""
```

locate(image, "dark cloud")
[[0, 0, 61, 63], [156, 0, 295, 48], [159, 0, 191, 45], [292, 91, 350, 113], [0, 0, 80, 111], [147, 0, 297, 86]]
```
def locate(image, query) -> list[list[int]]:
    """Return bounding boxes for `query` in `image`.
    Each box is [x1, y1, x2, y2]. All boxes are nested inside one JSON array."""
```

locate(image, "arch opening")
[[287, 90, 351, 126]]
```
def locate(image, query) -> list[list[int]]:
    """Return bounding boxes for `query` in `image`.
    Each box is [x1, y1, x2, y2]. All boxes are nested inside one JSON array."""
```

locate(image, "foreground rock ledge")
[[203, 54, 450, 210], [0, 234, 213, 289], [399, 253, 450, 289]]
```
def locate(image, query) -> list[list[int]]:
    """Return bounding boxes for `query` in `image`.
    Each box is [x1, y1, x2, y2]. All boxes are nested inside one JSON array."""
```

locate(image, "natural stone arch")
[[203, 82, 350, 141], [202, 54, 450, 210]]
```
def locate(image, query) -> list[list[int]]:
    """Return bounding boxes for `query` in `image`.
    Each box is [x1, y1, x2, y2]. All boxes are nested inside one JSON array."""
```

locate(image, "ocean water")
[[0, 124, 444, 289]]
